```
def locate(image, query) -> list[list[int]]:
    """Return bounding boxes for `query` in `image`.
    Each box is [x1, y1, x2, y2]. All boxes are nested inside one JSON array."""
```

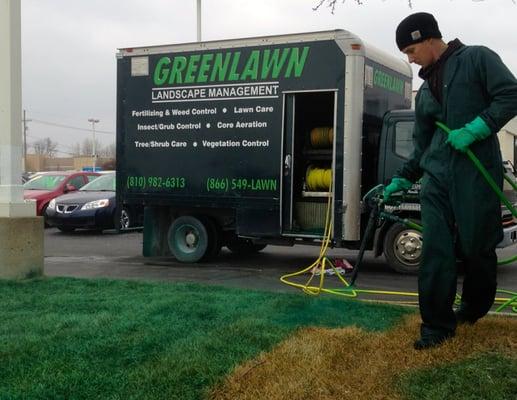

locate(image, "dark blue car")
[[45, 173, 143, 233]]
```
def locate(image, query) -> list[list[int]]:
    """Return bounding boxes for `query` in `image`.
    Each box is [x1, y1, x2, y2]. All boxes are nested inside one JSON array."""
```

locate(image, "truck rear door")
[[281, 91, 337, 237]]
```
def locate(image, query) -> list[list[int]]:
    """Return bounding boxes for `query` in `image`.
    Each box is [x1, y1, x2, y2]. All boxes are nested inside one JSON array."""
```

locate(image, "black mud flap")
[[236, 207, 280, 237]]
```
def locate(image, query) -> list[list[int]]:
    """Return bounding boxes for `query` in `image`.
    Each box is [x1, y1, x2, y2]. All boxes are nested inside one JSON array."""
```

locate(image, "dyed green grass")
[[0, 277, 410, 400], [398, 353, 517, 400]]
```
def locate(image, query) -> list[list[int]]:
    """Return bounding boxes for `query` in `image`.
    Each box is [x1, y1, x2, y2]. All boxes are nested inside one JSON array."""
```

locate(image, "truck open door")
[[281, 91, 337, 238]]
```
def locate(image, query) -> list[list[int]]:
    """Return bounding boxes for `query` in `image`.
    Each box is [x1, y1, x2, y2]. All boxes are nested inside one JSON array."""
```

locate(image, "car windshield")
[[80, 173, 115, 191], [23, 174, 66, 190]]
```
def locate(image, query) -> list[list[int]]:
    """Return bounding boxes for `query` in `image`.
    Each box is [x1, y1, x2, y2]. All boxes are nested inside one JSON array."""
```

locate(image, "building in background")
[[25, 154, 114, 172]]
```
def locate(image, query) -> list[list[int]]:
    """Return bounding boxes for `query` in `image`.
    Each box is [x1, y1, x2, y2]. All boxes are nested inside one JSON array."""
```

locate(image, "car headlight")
[[81, 199, 110, 210], [48, 199, 56, 210]]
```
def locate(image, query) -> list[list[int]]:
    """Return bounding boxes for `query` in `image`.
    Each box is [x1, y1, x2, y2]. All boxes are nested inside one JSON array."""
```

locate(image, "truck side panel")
[[117, 40, 346, 236]]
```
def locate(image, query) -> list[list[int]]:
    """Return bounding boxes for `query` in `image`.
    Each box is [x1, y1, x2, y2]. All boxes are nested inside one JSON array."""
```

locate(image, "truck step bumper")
[[497, 223, 517, 248]]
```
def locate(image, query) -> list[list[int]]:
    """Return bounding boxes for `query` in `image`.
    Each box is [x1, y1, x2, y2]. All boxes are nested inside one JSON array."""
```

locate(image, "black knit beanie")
[[396, 12, 442, 51]]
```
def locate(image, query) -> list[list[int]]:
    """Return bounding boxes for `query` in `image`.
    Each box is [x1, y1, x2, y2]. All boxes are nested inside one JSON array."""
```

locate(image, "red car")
[[24, 171, 101, 217]]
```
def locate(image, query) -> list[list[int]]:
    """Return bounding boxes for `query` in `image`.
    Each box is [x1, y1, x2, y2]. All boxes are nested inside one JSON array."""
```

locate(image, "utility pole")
[[88, 118, 99, 170], [197, 0, 202, 42], [22, 109, 31, 172]]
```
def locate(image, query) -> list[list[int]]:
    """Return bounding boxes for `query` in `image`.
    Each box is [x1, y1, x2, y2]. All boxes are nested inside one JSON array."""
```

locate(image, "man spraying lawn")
[[384, 13, 517, 349], [384, 12, 517, 349]]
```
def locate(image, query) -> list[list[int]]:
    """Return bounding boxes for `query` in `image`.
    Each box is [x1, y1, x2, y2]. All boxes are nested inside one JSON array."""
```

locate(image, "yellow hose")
[[280, 188, 517, 313], [283, 125, 516, 311], [310, 127, 333, 148], [306, 165, 332, 191]]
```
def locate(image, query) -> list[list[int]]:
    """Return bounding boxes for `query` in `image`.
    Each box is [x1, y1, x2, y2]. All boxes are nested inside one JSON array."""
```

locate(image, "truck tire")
[[168, 216, 209, 262], [383, 221, 422, 274], [227, 238, 267, 255]]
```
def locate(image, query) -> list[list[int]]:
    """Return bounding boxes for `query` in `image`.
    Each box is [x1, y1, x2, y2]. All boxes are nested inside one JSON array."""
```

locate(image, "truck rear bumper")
[[498, 223, 517, 248]]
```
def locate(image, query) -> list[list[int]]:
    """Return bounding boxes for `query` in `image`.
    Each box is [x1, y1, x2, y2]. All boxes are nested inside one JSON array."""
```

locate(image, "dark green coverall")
[[398, 45, 517, 339]]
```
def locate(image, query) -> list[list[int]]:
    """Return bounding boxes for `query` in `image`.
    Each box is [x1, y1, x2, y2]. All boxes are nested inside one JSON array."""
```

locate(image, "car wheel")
[[383, 221, 422, 274], [57, 226, 75, 233], [167, 216, 209, 263], [41, 204, 50, 228]]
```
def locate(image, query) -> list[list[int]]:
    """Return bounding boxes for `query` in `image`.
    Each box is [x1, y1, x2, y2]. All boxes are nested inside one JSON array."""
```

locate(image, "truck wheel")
[[227, 238, 267, 255], [201, 217, 222, 260], [168, 216, 209, 262], [383, 222, 422, 274]]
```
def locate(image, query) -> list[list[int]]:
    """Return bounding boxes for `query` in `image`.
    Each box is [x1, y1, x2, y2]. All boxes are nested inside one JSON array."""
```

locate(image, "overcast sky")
[[20, 0, 517, 156]]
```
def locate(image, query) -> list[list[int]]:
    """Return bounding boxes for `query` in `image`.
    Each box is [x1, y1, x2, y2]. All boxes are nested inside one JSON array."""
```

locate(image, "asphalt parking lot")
[[43, 228, 517, 304], [43, 227, 387, 292]]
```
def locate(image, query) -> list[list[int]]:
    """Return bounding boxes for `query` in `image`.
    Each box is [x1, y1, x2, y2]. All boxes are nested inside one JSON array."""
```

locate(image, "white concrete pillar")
[[0, 0, 35, 216], [0, 0, 42, 279]]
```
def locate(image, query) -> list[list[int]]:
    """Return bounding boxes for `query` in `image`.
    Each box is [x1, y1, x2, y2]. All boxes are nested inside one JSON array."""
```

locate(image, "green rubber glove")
[[383, 177, 412, 201], [445, 116, 491, 152]]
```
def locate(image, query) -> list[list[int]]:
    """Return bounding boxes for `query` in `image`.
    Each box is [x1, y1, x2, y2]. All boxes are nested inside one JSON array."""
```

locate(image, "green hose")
[[436, 121, 517, 267], [436, 121, 517, 218], [504, 173, 517, 191], [498, 255, 517, 265]]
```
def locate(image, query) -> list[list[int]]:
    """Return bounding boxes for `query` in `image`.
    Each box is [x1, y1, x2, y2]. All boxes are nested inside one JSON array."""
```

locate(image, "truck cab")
[[376, 109, 422, 273], [374, 109, 516, 273]]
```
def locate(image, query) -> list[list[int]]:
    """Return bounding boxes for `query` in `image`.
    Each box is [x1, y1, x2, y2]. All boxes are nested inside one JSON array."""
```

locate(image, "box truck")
[[116, 30, 516, 274]]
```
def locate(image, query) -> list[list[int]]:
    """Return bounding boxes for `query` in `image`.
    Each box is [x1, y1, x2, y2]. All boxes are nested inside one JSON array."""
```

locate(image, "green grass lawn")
[[397, 353, 517, 400], [0, 277, 410, 400]]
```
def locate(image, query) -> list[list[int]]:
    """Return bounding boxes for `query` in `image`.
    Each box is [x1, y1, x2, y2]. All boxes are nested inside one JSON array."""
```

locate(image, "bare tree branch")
[[32, 137, 58, 158], [313, 0, 515, 13], [98, 143, 116, 158], [313, 0, 388, 14], [80, 138, 103, 157], [71, 143, 81, 157]]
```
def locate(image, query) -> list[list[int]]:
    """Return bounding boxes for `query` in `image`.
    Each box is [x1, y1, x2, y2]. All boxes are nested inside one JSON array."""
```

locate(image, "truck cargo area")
[[282, 91, 335, 237]]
